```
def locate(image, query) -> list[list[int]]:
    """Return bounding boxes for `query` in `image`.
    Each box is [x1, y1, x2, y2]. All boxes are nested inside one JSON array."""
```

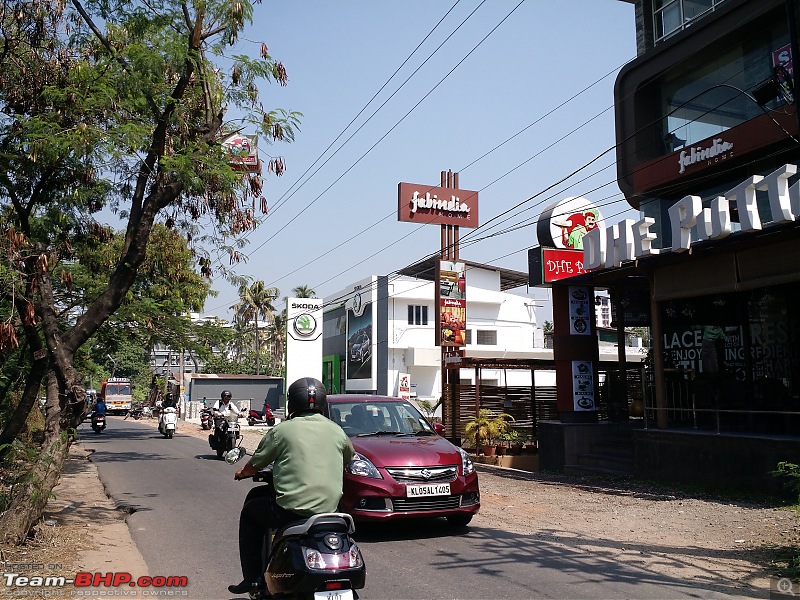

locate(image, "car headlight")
[[458, 447, 475, 476], [346, 453, 383, 479]]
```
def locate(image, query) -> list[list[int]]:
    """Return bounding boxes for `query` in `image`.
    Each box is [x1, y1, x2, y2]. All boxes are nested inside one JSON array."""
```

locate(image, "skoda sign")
[[293, 313, 317, 338]]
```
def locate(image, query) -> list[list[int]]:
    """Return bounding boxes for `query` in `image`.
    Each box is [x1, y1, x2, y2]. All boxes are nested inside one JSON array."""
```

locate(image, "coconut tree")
[[291, 285, 316, 298], [232, 280, 279, 375]]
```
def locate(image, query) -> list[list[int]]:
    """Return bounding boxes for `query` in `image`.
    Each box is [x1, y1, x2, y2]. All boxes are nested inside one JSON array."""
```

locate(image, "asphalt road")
[[80, 417, 744, 600]]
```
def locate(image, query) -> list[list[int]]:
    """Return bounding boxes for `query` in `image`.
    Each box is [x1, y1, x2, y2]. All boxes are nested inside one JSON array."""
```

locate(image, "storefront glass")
[[658, 283, 799, 434]]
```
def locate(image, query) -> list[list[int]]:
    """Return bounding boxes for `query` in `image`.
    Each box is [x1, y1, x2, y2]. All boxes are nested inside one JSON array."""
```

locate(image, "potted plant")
[[464, 409, 514, 456], [506, 430, 526, 455], [524, 435, 538, 454]]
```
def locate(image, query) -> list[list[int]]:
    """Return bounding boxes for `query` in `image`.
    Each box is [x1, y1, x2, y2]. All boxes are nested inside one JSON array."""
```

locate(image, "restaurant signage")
[[528, 248, 588, 286], [585, 163, 800, 271], [222, 133, 260, 173]]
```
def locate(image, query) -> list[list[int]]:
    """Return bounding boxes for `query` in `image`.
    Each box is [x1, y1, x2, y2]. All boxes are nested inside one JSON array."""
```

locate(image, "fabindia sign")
[[584, 164, 800, 271], [398, 183, 478, 228]]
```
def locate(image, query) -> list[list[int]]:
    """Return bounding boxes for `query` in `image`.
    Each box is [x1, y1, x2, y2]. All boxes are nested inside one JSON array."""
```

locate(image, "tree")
[[0, 0, 299, 541], [292, 285, 317, 298], [265, 310, 287, 366], [232, 280, 280, 375]]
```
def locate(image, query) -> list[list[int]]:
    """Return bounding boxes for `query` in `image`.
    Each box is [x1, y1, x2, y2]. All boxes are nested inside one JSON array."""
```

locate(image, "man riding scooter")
[[228, 377, 354, 597], [209, 390, 241, 455], [158, 392, 178, 439]]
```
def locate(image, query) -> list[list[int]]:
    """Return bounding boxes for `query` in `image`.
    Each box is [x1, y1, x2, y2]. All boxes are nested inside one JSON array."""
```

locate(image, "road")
[[81, 417, 746, 600]]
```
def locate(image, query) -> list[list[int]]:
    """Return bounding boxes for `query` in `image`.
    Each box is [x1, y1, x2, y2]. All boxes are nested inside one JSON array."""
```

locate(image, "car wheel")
[[446, 514, 473, 527]]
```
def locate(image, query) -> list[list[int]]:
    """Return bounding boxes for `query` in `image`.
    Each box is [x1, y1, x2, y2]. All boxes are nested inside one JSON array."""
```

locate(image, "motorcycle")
[[247, 402, 276, 427], [209, 411, 240, 459], [91, 413, 106, 434], [124, 406, 144, 420], [225, 447, 366, 600], [200, 406, 214, 430], [158, 406, 178, 439]]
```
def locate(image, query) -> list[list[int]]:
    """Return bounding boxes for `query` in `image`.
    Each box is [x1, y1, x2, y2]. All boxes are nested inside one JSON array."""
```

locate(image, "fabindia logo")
[[678, 138, 733, 174]]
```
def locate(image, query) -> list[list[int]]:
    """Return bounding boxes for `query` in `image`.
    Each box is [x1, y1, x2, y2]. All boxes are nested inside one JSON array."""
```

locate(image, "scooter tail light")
[[302, 546, 363, 570]]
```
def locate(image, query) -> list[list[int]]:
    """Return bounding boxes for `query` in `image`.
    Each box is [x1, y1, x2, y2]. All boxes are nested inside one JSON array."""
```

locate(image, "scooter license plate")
[[313, 591, 354, 600], [406, 483, 450, 497]]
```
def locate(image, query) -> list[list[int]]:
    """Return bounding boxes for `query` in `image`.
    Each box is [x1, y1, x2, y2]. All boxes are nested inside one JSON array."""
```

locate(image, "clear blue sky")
[[202, 0, 638, 323]]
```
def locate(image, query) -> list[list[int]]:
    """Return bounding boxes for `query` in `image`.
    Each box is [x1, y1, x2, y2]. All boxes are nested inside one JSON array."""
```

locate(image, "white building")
[[323, 259, 566, 403]]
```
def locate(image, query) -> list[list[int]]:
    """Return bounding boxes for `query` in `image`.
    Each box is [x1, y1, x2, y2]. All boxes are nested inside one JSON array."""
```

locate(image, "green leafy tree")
[[0, 0, 299, 542], [292, 285, 317, 298]]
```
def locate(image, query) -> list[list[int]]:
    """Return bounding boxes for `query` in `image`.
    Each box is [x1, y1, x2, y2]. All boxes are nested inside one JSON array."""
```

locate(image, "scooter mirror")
[[225, 447, 247, 464]]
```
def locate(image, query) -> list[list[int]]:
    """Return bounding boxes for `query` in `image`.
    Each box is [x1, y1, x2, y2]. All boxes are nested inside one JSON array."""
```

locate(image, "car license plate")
[[313, 590, 353, 600], [406, 483, 450, 497]]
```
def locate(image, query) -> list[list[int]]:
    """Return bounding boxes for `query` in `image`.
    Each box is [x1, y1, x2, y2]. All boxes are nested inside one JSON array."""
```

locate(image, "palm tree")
[[292, 284, 316, 298], [232, 280, 280, 375], [266, 310, 287, 367]]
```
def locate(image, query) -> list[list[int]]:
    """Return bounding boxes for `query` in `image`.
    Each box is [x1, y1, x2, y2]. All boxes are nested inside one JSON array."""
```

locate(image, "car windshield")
[[329, 400, 436, 437]]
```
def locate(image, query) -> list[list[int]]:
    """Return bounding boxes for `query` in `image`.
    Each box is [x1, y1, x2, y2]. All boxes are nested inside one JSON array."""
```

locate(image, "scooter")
[[158, 406, 178, 439], [200, 406, 214, 430], [225, 448, 366, 600], [247, 402, 276, 427], [91, 413, 106, 434], [209, 412, 240, 458]]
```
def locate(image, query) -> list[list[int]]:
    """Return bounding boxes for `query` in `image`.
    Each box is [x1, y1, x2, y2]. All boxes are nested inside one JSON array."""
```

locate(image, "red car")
[[326, 394, 480, 526]]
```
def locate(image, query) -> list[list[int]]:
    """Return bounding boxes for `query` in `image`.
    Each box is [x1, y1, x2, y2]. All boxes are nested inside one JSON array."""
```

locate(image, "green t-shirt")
[[250, 413, 355, 516]]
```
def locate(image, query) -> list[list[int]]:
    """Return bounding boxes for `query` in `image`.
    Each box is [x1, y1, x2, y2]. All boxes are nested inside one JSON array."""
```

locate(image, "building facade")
[[557, 0, 800, 492], [322, 260, 548, 403]]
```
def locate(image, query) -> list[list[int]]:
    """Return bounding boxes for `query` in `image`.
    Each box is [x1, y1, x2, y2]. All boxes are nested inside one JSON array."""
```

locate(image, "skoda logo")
[[352, 292, 363, 315], [293, 313, 317, 338]]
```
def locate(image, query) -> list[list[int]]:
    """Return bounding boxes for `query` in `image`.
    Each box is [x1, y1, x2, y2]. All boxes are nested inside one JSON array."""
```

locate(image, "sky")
[[200, 0, 639, 325]]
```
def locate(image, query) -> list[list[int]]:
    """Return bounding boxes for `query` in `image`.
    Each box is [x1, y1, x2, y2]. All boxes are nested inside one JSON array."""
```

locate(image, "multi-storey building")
[[563, 0, 800, 492]]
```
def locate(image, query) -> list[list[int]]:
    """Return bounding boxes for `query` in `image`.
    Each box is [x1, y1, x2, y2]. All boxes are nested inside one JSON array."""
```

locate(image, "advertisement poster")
[[436, 260, 467, 347], [346, 301, 373, 381], [568, 286, 591, 335], [398, 373, 411, 400], [572, 360, 595, 411]]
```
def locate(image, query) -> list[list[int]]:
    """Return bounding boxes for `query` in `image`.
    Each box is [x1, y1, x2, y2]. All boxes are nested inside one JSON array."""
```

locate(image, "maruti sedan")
[[326, 394, 480, 525]]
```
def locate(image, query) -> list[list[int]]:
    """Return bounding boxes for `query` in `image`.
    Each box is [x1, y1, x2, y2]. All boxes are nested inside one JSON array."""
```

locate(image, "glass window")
[[408, 305, 429, 326], [476, 330, 497, 345], [654, 0, 726, 44]]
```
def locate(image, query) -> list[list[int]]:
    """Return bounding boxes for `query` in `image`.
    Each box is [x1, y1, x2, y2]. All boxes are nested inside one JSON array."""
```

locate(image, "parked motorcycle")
[[247, 402, 276, 427], [124, 406, 144, 420], [209, 412, 240, 458], [225, 447, 366, 600], [91, 413, 106, 434], [200, 406, 214, 430], [158, 406, 178, 439]]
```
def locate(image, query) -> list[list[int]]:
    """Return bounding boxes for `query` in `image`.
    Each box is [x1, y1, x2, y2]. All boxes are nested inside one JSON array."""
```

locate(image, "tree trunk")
[[0, 373, 70, 544], [0, 323, 50, 456]]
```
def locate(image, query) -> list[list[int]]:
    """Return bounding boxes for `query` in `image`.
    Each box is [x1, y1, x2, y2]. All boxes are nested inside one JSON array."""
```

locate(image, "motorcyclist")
[[159, 393, 176, 431], [227, 377, 354, 596], [212, 390, 240, 448], [91, 396, 106, 429]]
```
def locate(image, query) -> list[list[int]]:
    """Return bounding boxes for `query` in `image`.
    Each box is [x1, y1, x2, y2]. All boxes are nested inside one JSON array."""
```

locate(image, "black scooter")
[[91, 413, 106, 433], [225, 448, 366, 600]]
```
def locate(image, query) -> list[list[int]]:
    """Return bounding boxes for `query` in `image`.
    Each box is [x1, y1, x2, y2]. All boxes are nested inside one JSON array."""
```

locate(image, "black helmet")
[[221, 390, 232, 401], [165, 392, 174, 401], [287, 378, 327, 418]]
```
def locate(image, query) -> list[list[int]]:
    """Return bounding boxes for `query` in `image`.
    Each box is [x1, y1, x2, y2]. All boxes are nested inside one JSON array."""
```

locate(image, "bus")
[[101, 377, 132, 415]]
